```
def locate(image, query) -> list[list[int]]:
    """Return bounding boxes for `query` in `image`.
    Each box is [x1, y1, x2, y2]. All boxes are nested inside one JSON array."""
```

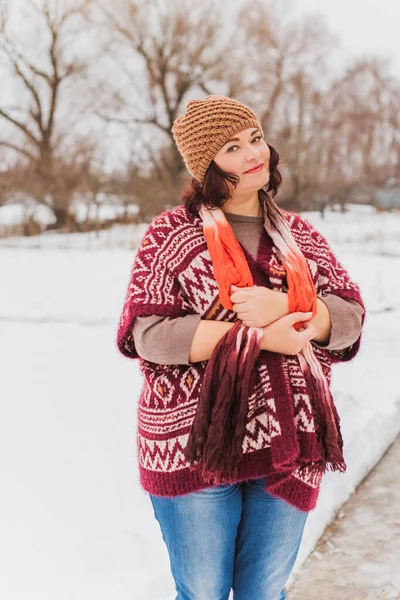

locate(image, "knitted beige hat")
[[172, 95, 263, 184]]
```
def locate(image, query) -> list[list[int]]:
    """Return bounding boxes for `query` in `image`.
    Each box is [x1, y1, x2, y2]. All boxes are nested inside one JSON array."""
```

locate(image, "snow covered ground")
[[1, 206, 400, 599]]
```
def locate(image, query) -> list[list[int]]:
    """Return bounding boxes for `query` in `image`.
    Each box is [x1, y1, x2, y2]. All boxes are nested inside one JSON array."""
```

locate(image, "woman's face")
[[213, 128, 270, 192]]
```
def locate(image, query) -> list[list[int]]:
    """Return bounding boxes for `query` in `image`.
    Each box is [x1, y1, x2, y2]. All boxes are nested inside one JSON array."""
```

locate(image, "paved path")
[[289, 436, 400, 600]]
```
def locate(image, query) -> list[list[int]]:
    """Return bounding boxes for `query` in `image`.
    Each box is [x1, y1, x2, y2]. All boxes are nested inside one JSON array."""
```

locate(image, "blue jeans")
[[149, 477, 309, 600]]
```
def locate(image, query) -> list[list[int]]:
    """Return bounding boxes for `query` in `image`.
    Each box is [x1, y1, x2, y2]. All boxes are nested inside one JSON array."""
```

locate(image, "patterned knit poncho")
[[116, 205, 365, 512]]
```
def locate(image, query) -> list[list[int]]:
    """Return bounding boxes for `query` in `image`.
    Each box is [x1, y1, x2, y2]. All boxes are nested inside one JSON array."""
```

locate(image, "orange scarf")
[[183, 198, 345, 484]]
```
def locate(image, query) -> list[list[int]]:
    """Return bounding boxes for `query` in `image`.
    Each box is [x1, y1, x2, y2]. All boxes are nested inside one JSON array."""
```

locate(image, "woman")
[[117, 96, 365, 600]]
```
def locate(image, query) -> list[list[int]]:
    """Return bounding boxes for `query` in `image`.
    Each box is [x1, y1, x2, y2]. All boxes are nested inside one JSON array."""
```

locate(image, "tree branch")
[[0, 109, 39, 146], [5, 40, 51, 83], [10, 58, 44, 132], [0, 140, 37, 161]]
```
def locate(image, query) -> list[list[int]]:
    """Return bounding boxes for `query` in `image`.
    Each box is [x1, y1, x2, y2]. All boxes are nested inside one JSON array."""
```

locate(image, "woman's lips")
[[244, 163, 264, 174]]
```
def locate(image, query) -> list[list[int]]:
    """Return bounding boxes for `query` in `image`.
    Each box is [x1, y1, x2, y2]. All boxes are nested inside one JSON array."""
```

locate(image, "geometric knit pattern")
[[116, 205, 365, 512]]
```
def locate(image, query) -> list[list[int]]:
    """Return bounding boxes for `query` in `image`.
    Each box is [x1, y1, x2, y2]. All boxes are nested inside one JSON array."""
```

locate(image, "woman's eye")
[[226, 136, 262, 152]]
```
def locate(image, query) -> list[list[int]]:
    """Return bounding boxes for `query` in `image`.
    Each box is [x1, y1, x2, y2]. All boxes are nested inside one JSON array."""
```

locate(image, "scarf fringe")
[[183, 322, 263, 483], [297, 345, 345, 470]]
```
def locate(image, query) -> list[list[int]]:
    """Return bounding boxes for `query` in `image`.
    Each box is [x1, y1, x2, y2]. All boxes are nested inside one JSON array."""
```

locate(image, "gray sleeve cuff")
[[311, 294, 365, 351], [132, 314, 202, 365]]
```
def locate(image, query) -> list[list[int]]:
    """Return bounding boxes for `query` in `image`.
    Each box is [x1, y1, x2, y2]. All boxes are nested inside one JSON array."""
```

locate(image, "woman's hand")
[[230, 285, 289, 328], [260, 312, 316, 355]]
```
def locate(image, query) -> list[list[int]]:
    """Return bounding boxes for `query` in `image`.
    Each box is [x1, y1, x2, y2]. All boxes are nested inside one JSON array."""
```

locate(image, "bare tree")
[[0, 0, 98, 229], [98, 0, 243, 197], [237, 0, 337, 135], [231, 1, 343, 210], [326, 58, 397, 181], [387, 85, 400, 179], [2, 0, 398, 230], [237, 3, 398, 211]]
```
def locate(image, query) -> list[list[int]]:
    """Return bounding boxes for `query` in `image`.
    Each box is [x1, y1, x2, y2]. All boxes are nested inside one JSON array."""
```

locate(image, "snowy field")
[[1, 206, 400, 599]]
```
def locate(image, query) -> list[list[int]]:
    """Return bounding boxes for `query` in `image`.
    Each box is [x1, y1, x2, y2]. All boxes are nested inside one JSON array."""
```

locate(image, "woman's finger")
[[231, 292, 251, 304], [298, 326, 316, 342], [232, 303, 248, 312], [231, 287, 258, 301], [286, 311, 313, 325]]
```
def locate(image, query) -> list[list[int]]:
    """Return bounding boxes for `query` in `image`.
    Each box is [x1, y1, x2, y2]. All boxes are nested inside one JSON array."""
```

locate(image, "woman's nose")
[[244, 144, 260, 161]]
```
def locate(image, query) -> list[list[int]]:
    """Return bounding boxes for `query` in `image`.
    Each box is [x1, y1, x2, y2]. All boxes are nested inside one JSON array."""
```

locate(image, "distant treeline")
[[0, 0, 399, 234]]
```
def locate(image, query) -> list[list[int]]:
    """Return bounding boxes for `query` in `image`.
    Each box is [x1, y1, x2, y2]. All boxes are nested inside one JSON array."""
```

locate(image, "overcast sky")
[[293, 0, 400, 78]]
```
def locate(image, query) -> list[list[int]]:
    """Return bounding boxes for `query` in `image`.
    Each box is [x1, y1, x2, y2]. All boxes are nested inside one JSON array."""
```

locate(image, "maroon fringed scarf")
[[183, 197, 346, 484]]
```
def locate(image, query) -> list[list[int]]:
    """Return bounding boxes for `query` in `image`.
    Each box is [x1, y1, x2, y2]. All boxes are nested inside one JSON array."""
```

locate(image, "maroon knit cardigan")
[[116, 205, 365, 512]]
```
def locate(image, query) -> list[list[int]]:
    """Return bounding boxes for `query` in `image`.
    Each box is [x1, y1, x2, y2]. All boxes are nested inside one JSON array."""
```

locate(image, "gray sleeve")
[[133, 293, 364, 361], [132, 314, 202, 365], [312, 294, 365, 351]]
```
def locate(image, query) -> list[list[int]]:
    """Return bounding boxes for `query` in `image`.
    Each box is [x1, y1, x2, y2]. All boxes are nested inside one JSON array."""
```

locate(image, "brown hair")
[[180, 143, 283, 216]]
